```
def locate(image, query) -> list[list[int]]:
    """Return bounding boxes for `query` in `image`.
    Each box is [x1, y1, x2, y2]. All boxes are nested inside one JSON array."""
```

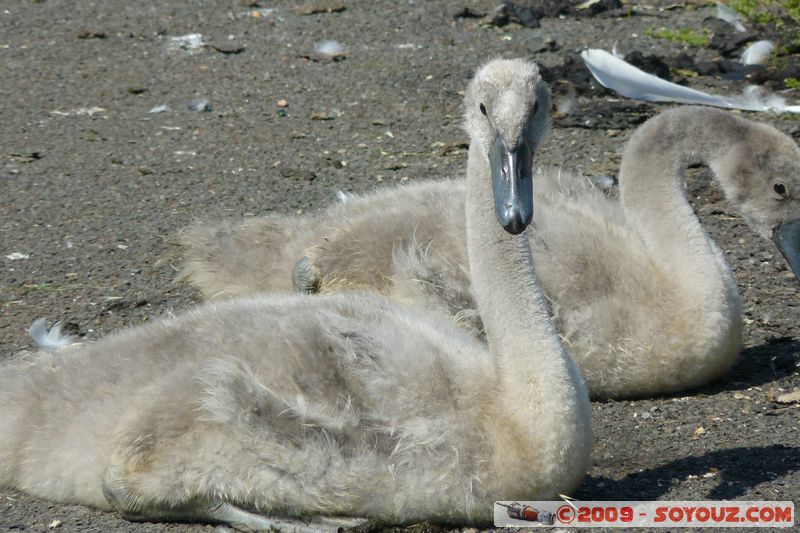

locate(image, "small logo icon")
[[496, 502, 555, 525], [556, 504, 576, 523]]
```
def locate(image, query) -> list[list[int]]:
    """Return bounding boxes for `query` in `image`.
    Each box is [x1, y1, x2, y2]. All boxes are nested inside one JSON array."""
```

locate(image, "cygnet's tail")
[[2, 318, 77, 483], [177, 215, 316, 299]]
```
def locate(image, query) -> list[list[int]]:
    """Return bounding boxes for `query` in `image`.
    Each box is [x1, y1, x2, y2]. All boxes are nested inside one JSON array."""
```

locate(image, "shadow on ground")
[[578, 444, 800, 500], [710, 338, 800, 393]]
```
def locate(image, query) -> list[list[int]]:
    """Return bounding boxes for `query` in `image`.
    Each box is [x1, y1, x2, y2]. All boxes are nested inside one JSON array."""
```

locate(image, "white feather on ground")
[[715, 2, 746, 32], [315, 40, 346, 58], [588, 174, 616, 191], [581, 49, 800, 113], [740, 40, 774, 65], [336, 190, 360, 203], [28, 318, 77, 351]]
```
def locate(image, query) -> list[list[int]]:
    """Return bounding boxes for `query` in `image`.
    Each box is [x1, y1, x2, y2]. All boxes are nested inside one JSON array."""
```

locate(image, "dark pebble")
[[669, 52, 697, 72], [489, 1, 543, 28], [453, 7, 485, 19], [577, 0, 623, 17], [77, 30, 107, 39], [279, 166, 317, 180], [540, 54, 605, 96], [526, 36, 559, 53], [624, 51, 671, 81], [210, 43, 246, 55], [703, 16, 757, 57]]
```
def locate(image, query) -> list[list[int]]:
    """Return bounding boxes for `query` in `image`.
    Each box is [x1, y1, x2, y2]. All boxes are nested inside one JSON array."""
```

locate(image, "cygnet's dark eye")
[[774, 182, 787, 197], [479, 103, 487, 116], [533, 101, 539, 114]]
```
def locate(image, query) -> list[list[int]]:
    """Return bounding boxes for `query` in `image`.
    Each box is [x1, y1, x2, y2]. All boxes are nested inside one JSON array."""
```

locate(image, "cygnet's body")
[[181, 107, 800, 399], [0, 59, 590, 530]]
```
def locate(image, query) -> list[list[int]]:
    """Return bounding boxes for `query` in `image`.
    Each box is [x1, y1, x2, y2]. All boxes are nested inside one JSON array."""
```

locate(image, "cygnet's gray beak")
[[774, 218, 800, 281], [489, 134, 534, 235]]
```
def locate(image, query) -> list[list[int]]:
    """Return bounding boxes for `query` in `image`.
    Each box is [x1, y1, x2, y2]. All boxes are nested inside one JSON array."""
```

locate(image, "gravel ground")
[[1, 1, 799, 531]]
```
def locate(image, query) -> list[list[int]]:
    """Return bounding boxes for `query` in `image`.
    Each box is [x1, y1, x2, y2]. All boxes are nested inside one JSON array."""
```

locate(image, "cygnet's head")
[[464, 58, 551, 234], [712, 120, 800, 279]]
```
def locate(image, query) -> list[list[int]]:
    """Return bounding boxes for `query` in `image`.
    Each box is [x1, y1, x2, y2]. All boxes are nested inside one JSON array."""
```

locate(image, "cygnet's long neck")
[[465, 142, 587, 416], [619, 107, 742, 309]]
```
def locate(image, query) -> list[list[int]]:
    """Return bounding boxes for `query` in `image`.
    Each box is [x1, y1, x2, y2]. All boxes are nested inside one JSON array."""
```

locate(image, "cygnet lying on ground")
[[181, 106, 800, 399], [0, 58, 591, 531]]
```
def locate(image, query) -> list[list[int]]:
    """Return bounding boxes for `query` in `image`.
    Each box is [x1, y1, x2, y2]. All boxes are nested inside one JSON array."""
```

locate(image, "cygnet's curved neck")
[[619, 107, 743, 306], [465, 143, 586, 413]]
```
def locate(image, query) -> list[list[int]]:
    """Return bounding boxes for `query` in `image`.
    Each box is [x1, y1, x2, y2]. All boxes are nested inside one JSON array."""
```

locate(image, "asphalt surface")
[[1, 1, 799, 531]]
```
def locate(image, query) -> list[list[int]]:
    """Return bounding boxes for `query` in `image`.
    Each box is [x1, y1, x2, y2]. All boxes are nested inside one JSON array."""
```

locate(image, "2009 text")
[[494, 500, 795, 528]]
